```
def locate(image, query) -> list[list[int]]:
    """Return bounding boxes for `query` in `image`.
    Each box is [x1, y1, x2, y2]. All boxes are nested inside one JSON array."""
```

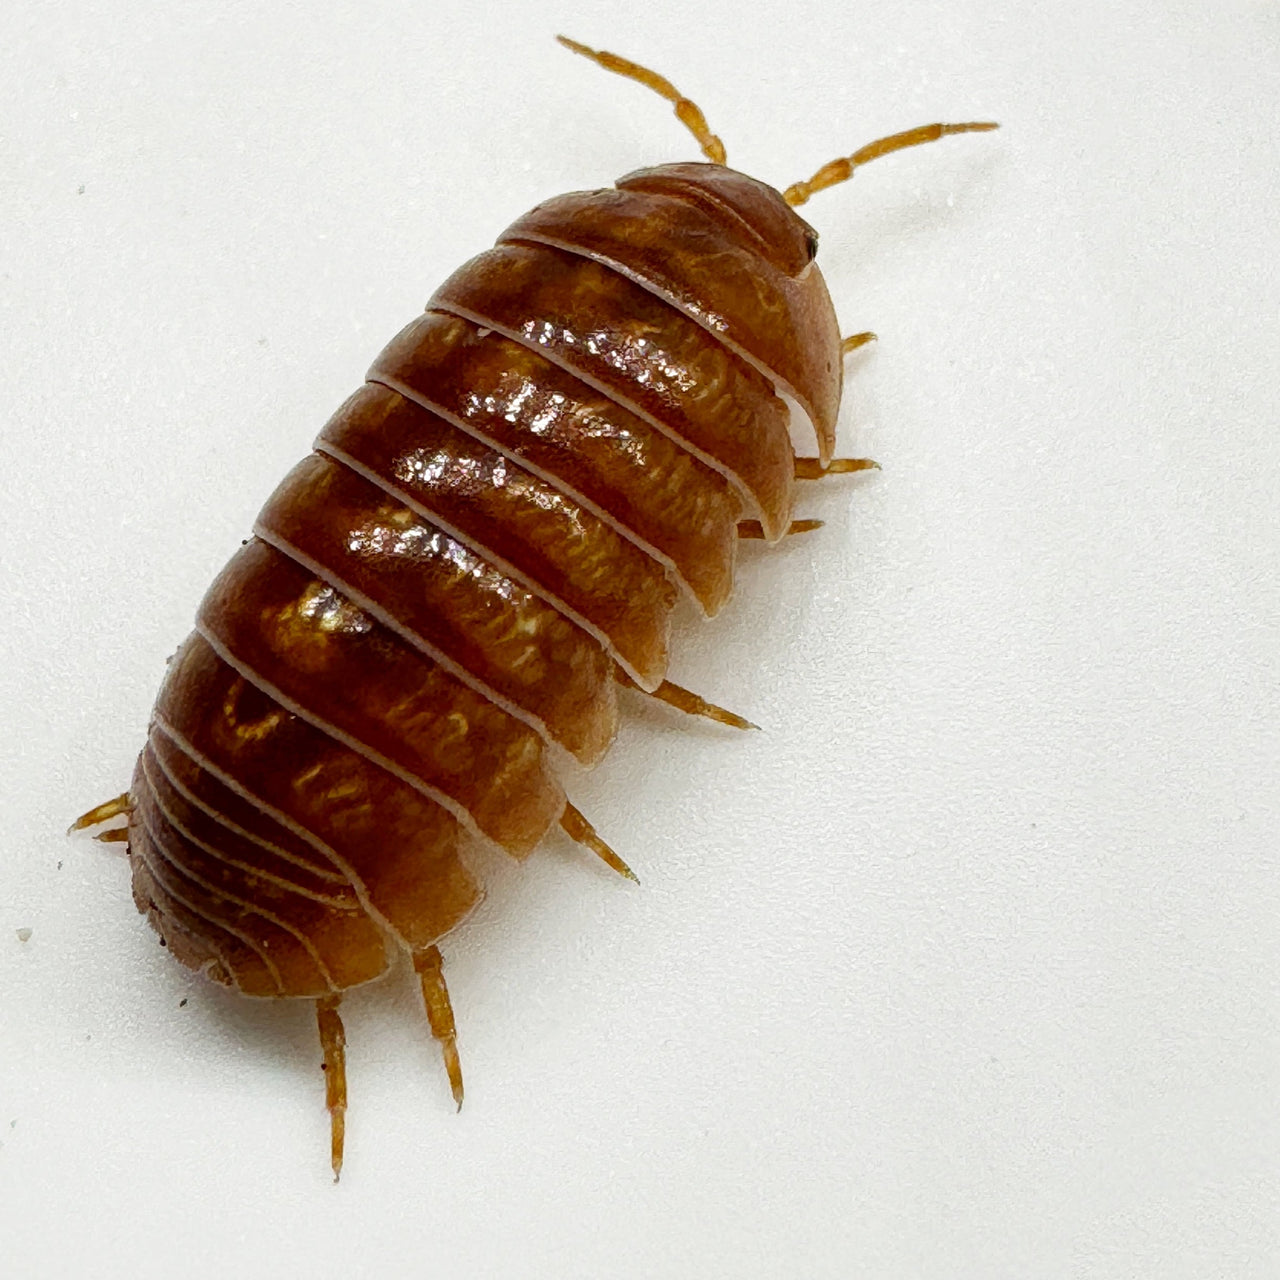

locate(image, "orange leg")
[[68, 791, 131, 835], [561, 803, 638, 884], [738, 518, 824, 539], [315, 995, 347, 1182], [413, 946, 464, 1112], [556, 35, 726, 164], [615, 668, 756, 731], [793, 457, 880, 480]]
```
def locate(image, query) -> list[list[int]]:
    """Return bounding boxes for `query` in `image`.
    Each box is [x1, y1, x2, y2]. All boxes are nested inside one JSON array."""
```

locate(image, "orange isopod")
[[72, 37, 997, 1178]]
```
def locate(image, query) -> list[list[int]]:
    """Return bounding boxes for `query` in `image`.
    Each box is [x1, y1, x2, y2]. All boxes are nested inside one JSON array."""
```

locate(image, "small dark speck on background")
[[56, 861, 63, 870], [16, 928, 32, 942], [258, 337, 268, 346], [179, 998, 188, 1007]]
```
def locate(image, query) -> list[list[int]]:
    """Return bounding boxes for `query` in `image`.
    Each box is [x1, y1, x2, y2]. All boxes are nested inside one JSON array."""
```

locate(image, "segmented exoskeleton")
[[72, 37, 996, 1178]]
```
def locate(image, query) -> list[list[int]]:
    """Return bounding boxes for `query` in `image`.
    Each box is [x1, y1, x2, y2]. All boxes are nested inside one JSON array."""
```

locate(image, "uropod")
[[72, 37, 997, 1178]]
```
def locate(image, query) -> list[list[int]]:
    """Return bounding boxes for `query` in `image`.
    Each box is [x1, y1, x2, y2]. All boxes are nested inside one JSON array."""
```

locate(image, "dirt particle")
[[16, 928, 32, 943]]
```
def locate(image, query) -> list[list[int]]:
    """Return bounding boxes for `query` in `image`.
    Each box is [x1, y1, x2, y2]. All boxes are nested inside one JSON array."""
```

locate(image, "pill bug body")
[[73, 40, 996, 1177]]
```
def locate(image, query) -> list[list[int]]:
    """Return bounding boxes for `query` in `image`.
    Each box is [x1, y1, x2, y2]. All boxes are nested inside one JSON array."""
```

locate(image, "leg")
[[738, 518, 824, 539], [315, 995, 346, 1182], [783, 121, 999, 207], [618, 671, 758, 732], [793, 457, 879, 480], [561, 803, 638, 884], [413, 945, 464, 1112], [68, 791, 131, 835], [556, 35, 726, 164], [842, 331, 878, 356]]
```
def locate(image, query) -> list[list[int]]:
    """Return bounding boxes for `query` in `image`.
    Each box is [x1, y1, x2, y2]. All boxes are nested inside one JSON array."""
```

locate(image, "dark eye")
[[804, 228, 820, 262]]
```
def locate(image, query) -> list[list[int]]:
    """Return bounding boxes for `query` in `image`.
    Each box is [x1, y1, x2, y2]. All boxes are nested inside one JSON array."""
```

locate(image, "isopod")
[[72, 37, 997, 1178]]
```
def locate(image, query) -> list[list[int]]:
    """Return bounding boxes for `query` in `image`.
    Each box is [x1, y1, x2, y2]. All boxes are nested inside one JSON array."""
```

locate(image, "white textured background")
[[2, 1, 1277, 1276]]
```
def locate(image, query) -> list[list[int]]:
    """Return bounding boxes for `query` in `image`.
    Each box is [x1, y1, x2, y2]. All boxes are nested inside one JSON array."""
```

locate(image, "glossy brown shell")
[[125, 163, 842, 998]]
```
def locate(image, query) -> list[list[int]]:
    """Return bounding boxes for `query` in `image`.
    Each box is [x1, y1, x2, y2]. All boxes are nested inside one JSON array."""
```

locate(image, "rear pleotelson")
[[127, 170, 839, 995]]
